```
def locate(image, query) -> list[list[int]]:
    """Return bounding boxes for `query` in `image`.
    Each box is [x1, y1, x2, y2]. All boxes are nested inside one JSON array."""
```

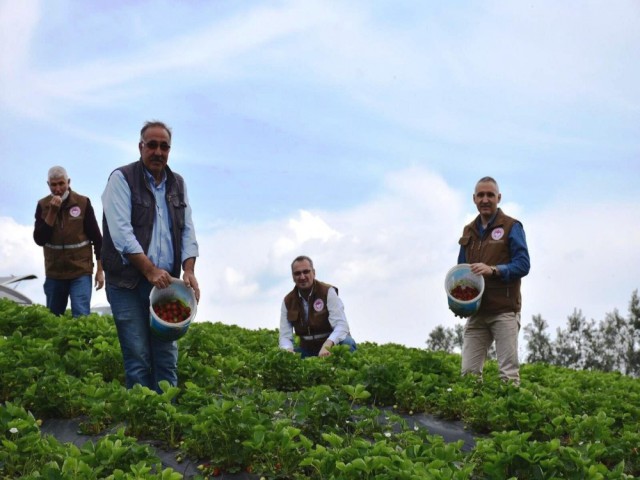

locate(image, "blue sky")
[[1, 0, 639, 349]]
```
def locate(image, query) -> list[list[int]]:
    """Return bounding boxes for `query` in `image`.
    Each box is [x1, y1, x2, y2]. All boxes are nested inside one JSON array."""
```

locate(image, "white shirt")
[[279, 286, 350, 350]]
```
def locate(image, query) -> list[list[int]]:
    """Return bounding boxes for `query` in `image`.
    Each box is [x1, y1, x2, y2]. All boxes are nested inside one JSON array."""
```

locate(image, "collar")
[[142, 164, 167, 188], [477, 209, 500, 232], [296, 282, 315, 300]]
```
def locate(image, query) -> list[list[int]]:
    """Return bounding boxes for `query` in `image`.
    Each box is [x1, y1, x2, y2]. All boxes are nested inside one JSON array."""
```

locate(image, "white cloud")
[[193, 167, 481, 347], [525, 201, 640, 334], [2, 168, 639, 350], [0, 215, 46, 304], [1, 0, 638, 355], [222, 266, 260, 300], [191, 168, 640, 348], [0, 0, 43, 117], [289, 210, 342, 243]]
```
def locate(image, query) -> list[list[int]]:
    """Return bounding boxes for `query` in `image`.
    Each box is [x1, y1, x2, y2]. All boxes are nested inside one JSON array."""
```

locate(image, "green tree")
[[523, 314, 553, 364], [552, 309, 595, 369], [624, 289, 640, 376], [426, 324, 464, 353], [426, 325, 455, 352]]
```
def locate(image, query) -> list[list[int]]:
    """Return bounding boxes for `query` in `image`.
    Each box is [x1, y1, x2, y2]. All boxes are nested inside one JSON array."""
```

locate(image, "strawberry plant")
[[2, 299, 640, 478]]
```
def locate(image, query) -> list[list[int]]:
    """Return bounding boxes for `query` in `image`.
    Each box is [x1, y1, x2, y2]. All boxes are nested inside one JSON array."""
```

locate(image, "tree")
[[523, 314, 553, 364], [624, 289, 640, 376], [426, 325, 455, 352], [426, 324, 464, 353], [520, 291, 640, 376], [592, 310, 627, 372], [552, 309, 595, 369], [453, 323, 464, 352]]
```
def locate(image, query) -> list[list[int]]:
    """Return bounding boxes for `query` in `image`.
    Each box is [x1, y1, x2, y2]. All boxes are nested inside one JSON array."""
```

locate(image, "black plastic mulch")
[[40, 410, 478, 479]]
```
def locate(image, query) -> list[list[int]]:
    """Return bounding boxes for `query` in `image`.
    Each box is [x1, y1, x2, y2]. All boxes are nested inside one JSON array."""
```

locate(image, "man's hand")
[[94, 270, 104, 290], [145, 266, 173, 289], [44, 196, 62, 226], [319, 340, 334, 357], [182, 270, 200, 302], [127, 253, 172, 289], [469, 262, 492, 277], [49, 195, 63, 209]]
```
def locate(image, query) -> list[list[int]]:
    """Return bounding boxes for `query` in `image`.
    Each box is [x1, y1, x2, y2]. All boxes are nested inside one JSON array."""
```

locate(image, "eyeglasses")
[[142, 141, 171, 152], [293, 269, 312, 277]]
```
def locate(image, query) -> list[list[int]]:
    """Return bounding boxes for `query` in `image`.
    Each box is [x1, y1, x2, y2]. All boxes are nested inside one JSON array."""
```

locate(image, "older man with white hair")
[[33, 166, 104, 317]]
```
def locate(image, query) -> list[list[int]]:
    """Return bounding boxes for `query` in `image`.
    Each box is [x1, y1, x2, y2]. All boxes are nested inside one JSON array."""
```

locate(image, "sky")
[[1, 0, 639, 351]]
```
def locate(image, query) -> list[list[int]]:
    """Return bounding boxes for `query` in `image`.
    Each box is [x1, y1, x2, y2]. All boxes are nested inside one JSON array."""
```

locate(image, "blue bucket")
[[149, 279, 197, 341], [444, 264, 485, 318]]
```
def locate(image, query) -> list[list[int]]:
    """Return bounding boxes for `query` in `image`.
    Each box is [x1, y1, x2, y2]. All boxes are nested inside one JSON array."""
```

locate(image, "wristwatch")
[[491, 266, 498, 277]]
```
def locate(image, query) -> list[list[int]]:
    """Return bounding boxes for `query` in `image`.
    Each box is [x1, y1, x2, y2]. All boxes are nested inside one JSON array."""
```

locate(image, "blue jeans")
[[43, 275, 92, 317], [297, 335, 357, 358], [106, 280, 178, 393]]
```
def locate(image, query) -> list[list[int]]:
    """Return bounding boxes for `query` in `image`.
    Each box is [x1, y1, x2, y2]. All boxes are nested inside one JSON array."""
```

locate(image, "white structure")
[[0, 274, 37, 305]]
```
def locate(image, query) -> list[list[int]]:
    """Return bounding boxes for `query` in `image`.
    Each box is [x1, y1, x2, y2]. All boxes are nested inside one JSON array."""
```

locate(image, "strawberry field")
[[1, 298, 639, 479]]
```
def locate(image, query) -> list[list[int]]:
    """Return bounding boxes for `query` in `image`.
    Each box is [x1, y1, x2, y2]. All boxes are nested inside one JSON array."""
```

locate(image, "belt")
[[301, 332, 330, 341], [44, 240, 91, 250]]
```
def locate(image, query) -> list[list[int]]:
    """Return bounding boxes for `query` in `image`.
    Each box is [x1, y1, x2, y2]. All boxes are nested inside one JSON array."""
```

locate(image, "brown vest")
[[284, 281, 336, 353], [459, 208, 522, 314], [38, 191, 94, 279]]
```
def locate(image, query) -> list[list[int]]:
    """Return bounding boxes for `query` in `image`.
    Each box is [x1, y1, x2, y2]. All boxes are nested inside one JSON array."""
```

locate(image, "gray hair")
[[140, 120, 172, 141], [48, 166, 68, 181], [291, 255, 314, 271], [476, 176, 499, 193]]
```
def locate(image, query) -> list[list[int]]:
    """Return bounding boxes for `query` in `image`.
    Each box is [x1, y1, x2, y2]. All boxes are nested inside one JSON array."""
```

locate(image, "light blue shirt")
[[101, 168, 199, 271]]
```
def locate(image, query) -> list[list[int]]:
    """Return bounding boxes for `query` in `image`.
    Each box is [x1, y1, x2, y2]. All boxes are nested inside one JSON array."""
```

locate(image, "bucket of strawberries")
[[149, 279, 197, 341], [444, 264, 485, 318]]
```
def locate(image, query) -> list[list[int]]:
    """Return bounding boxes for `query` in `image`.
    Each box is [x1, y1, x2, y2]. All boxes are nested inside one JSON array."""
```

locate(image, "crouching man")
[[279, 255, 356, 358]]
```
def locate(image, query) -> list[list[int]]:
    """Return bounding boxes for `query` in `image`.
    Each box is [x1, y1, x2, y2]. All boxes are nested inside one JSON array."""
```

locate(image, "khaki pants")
[[461, 312, 521, 384]]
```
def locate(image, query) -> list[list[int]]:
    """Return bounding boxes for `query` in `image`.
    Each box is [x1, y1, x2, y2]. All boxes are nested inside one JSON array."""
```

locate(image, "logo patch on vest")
[[313, 299, 325, 312], [69, 206, 81, 218], [491, 227, 504, 240]]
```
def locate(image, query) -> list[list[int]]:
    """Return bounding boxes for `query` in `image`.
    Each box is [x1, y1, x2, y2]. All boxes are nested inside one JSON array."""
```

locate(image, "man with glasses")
[[101, 120, 200, 393], [280, 255, 356, 357], [33, 165, 104, 317]]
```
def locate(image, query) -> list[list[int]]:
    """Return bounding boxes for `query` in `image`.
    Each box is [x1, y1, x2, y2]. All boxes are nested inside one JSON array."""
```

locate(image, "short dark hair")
[[291, 255, 314, 271], [140, 120, 172, 141]]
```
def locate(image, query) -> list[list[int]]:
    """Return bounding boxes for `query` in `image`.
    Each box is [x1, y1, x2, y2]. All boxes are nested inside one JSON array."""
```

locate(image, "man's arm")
[[179, 182, 200, 301], [457, 245, 466, 264], [33, 202, 55, 246], [101, 171, 144, 257], [320, 287, 350, 356], [83, 198, 104, 290], [279, 300, 295, 351], [83, 198, 103, 259], [497, 222, 530, 282], [182, 257, 200, 302], [179, 182, 199, 264], [102, 171, 172, 289]]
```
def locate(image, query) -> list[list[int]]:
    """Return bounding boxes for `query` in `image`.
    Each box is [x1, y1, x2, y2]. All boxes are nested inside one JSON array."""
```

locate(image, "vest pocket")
[[131, 196, 152, 227], [168, 194, 186, 229]]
